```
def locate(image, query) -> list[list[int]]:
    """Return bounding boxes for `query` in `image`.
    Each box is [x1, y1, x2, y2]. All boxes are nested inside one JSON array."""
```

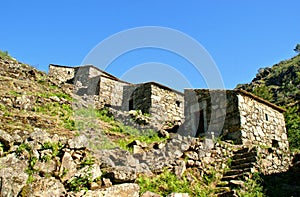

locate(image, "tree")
[[294, 44, 300, 53]]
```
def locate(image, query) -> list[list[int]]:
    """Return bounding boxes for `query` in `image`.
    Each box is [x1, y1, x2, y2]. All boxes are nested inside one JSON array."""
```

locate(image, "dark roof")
[[235, 89, 286, 113]]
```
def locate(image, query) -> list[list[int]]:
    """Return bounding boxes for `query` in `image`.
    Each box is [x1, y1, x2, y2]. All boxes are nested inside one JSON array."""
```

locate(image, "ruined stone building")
[[48, 64, 184, 127], [184, 89, 289, 152], [49, 64, 291, 175], [49, 65, 289, 153], [122, 82, 184, 126]]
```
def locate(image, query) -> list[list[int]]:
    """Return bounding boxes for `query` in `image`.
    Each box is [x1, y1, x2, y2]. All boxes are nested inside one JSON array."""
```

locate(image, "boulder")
[[83, 183, 139, 197], [106, 166, 137, 183], [68, 135, 88, 149], [174, 160, 186, 179], [28, 129, 51, 145], [103, 183, 139, 197], [71, 164, 102, 181], [34, 160, 57, 176], [141, 191, 162, 197], [0, 153, 28, 197], [60, 152, 77, 182], [20, 177, 66, 197], [0, 129, 13, 151]]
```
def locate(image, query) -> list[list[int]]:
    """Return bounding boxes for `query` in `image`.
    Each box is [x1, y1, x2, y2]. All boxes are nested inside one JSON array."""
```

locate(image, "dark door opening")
[[129, 99, 134, 111], [195, 110, 205, 137]]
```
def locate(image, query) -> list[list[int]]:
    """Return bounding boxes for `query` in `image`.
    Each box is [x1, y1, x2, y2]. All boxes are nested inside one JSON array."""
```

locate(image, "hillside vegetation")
[[0, 51, 270, 196], [237, 54, 300, 151]]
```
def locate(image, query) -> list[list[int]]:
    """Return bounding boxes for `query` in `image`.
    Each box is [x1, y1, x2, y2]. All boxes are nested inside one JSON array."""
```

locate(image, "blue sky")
[[1, 1, 299, 91]]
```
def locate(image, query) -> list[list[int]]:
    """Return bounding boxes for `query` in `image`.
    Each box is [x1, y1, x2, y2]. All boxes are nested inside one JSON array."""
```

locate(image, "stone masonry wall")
[[122, 84, 152, 113], [121, 83, 184, 129], [98, 76, 129, 109], [73, 66, 101, 96], [184, 89, 240, 138], [236, 93, 290, 173], [236, 93, 288, 150], [48, 65, 75, 83], [150, 83, 184, 126]]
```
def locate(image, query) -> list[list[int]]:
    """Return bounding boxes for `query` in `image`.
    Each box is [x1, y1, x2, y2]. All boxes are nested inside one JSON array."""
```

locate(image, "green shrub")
[[136, 170, 212, 196], [95, 108, 115, 122], [66, 173, 92, 192], [236, 173, 265, 197]]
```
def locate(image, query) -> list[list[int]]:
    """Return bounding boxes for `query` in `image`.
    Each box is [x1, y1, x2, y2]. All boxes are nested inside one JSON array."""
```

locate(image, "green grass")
[[66, 173, 93, 192], [0, 50, 13, 60], [33, 102, 75, 131], [95, 108, 115, 123], [136, 169, 214, 197], [113, 125, 168, 151], [236, 173, 265, 197], [37, 92, 73, 101]]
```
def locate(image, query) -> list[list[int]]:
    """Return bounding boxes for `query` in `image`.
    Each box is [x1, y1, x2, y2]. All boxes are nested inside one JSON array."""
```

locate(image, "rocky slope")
[[237, 54, 300, 150], [0, 52, 291, 196], [0, 55, 75, 136]]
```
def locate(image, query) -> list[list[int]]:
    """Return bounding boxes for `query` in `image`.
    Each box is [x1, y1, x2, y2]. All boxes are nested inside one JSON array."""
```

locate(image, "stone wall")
[[234, 91, 290, 173], [234, 92, 288, 151], [121, 83, 184, 129], [150, 83, 184, 125], [48, 64, 75, 83], [98, 76, 129, 109], [184, 89, 239, 138], [73, 66, 101, 96], [122, 84, 152, 113], [184, 89, 290, 173]]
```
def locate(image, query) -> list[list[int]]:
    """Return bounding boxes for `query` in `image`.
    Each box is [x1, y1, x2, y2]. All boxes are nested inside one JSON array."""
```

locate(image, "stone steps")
[[216, 146, 259, 196], [217, 190, 238, 197], [232, 151, 256, 160], [221, 173, 247, 181], [224, 168, 251, 176], [231, 156, 257, 166], [231, 162, 254, 170], [233, 147, 249, 154]]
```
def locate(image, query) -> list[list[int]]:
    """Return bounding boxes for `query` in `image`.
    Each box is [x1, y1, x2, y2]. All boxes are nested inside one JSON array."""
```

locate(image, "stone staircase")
[[217, 147, 258, 197]]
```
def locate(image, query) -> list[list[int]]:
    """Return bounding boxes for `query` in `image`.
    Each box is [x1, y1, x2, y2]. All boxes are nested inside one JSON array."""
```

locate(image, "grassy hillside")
[[0, 51, 76, 136], [0, 50, 268, 196], [237, 54, 300, 151]]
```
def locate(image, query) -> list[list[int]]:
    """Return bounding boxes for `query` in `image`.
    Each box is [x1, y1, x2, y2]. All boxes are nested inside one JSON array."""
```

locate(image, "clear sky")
[[1, 1, 299, 91]]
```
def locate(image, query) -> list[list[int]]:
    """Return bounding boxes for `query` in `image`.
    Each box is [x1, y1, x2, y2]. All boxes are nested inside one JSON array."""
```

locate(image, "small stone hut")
[[49, 64, 130, 108], [184, 89, 289, 152], [122, 82, 184, 126]]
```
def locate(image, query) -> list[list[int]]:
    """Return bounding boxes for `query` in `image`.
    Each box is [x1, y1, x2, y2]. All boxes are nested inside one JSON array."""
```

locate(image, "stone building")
[[122, 82, 184, 127], [48, 64, 184, 128], [184, 89, 289, 152], [49, 64, 131, 108]]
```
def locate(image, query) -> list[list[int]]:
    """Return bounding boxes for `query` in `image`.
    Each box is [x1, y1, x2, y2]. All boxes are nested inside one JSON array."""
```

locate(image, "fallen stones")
[[0, 153, 28, 197], [0, 129, 14, 151], [67, 135, 88, 149], [141, 191, 162, 197], [102, 183, 140, 197], [106, 166, 137, 183], [20, 177, 66, 197], [84, 183, 140, 197], [60, 152, 77, 182]]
